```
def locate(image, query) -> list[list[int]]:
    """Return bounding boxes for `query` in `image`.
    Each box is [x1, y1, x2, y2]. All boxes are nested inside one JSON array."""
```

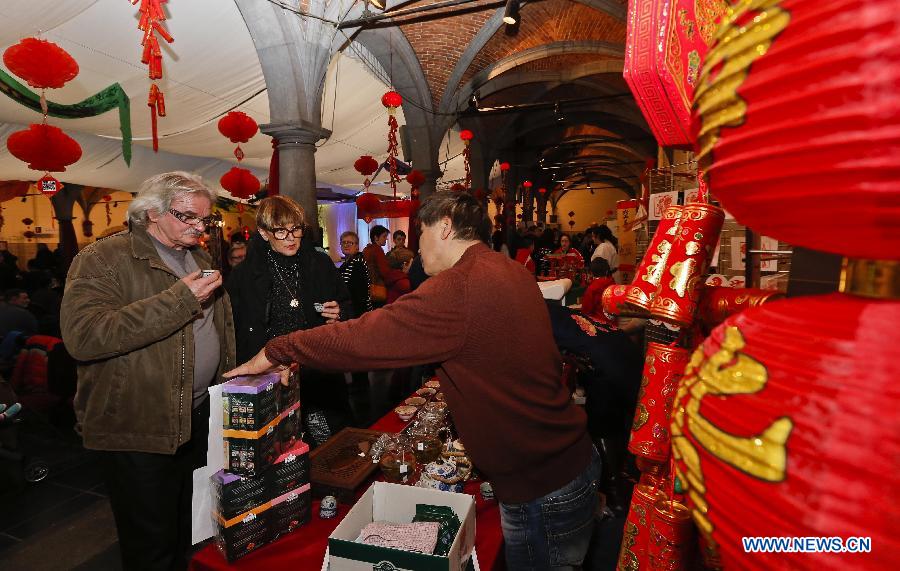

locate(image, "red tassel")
[[148, 84, 160, 152]]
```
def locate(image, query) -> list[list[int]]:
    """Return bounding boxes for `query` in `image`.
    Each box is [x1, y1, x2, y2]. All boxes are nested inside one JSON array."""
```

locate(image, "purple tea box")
[[222, 373, 279, 431], [211, 469, 269, 520], [269, 482, 311, 541], [267, 439, 310, 498]]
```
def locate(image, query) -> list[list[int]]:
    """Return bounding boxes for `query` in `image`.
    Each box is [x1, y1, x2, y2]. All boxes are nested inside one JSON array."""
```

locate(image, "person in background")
[[514, 236, 536, 275], [226, 191, 600, 570], [590, 224, 620, 284], [363, 225, 392, 307], [227, 242, 247, 269], [338, 231, 372, 318], [0, 289, 38, 339], [554, 233, 585, 269], [226, 196, 353, 446], [385, 250, 413, 304], [60, 171, 234, 571], [580, 257, 617, 326], [386, 229, 412, 264]]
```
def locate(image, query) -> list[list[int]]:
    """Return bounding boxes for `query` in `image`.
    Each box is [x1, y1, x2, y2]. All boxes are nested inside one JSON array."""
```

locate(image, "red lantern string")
[[217, 111, 259, 200], [382, 91, 402, 197], [406, 169, 425, 199], [133, 0, 174, 153], [354, 155, 379, 191], [459, 129, 474, 190]]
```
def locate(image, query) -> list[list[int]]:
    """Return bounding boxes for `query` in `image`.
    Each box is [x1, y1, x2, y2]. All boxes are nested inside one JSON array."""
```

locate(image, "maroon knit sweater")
[[266, 242, 592, 503]]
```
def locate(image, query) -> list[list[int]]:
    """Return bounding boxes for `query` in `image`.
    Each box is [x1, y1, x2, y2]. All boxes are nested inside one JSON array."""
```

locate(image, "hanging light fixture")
[[503, 0, 520, 25]]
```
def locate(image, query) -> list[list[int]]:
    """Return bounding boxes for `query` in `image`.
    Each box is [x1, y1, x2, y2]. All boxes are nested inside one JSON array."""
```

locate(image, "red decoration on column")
[[133, 0, 174, 153], [459, 129, 474, 190], [382, 91, 402, 197], [354, 155, 380, 190]]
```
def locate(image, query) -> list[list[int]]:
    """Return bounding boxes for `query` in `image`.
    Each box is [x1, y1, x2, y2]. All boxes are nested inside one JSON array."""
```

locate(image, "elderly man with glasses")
[[61, 171, 236, 571]]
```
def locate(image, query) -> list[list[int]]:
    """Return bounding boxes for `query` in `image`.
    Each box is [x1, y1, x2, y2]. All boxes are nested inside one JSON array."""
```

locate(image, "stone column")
[[261, 122, 331, 235]]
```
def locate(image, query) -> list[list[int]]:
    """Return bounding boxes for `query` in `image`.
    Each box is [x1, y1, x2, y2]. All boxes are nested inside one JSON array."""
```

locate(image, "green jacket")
[[60, 225, 236, 454]]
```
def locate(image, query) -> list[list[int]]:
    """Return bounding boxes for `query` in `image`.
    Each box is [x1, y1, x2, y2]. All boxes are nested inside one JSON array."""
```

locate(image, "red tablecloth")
[[190, 401, 505, 570]]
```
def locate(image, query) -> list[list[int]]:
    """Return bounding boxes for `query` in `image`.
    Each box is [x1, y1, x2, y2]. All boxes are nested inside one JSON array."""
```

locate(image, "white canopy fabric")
[[0, 0, 436, 198]]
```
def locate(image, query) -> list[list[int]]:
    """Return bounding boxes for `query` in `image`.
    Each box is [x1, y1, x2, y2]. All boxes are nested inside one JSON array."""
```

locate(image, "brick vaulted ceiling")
[[398, 0, 626, 109]]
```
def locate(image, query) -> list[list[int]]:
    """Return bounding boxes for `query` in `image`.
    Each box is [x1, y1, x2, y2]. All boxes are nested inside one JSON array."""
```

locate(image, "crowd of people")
[[35, 171, 641, 570]]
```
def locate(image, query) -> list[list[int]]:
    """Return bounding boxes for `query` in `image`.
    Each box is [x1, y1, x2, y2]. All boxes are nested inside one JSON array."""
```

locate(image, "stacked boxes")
[[213, 373, 311, 562]]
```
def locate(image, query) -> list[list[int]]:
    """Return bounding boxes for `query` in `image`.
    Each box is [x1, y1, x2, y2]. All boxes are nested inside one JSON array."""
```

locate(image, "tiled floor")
[[0, 412, 121, 570]]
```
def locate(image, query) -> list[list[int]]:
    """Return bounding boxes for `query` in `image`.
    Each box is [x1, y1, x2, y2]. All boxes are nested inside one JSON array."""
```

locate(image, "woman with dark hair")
[[590, 224, 620, 283], [363, 225, 392, 306], [553, 233, 585, 270], [225, 196, 353, 445]]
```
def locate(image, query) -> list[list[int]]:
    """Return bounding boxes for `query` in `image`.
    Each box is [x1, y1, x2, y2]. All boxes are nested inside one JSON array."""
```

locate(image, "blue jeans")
[[500, 447, 602, 570]]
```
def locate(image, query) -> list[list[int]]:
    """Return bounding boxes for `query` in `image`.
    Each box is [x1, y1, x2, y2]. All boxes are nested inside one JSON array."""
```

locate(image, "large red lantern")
[[217, 111, 259, 144], [3, 37, 79, 89], [354, 155, 379, 177], [693, 0, 900, 261], [522, 181, 533, 189], [7, 124, 82, 172], [381, 91, 402, 109], [220, 167, 260, 200], [355, 192, 381, 223], [499, 162, 510, 172], [672, 293, 900, 571]]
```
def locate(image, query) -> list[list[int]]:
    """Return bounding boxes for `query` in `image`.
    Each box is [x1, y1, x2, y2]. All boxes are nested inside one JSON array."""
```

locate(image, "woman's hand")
[[321, 300, 341, 324]]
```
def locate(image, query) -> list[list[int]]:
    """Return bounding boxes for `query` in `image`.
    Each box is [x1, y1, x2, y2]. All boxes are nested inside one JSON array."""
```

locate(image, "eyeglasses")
[[269, 226, 303, 240], [341, 240, 358, 246], [169, 208, 214, 228]]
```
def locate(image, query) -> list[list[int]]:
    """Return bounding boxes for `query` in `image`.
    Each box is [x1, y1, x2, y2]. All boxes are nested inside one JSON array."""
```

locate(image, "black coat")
[[225, 235, 352, 364]]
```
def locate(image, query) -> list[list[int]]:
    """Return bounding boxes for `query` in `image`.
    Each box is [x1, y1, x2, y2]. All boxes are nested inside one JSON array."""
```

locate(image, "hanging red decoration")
[[459, 129, 474, 190], [220, 167, 260, 200], [382, 91, 402, 197], [450, 183, 466, 192], [406, 169, 425, 189], [381, 91, 403, 109], [7, 123, 82, 172], [133, 0, 174, 153], [37, 174, 63, 196], [217, 111, 258, 161], [538, 187, 547, 195], [522, 181, 532, 189], [23, 230, 35, 241], [3, 37, 79, 90], [355, 155, 380, 190], [499, 162, 510, 172], [355, 192, 381, 223], [22, 218, 33, 226]]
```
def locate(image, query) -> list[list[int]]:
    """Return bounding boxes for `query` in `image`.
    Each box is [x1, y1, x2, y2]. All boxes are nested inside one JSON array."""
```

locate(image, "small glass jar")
[[379, 440, 417, 484]]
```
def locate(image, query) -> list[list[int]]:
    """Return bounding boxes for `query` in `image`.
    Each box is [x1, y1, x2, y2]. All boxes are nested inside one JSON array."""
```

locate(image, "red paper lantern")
[[354, 155, 379, 177], [220, 167, 260, 199], [693, 0, 900, 261], [522, 181, 533, 189], [21, 218, 33, 226], [217, 111, 258, 144], [381, 91, 402, 109], [7, 124, 82, 172], [102, 195, 112, 202], [672, 293, 900, 571], [538, 187, 547, 195], [499, 162, 510, 172], [459, 129, 474, 142], [3, 37, 79, 89], [406, 170, 425, 188], [355, 192, 381, 223], [23, 230, 35, 240]]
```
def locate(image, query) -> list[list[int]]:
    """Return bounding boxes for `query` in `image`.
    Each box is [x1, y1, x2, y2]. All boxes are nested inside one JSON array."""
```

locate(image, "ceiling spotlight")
[[503, 0, 520, 25]]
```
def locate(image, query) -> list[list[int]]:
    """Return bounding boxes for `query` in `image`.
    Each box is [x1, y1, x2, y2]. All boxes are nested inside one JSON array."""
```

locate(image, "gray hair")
[[127, 171, 217, 225]]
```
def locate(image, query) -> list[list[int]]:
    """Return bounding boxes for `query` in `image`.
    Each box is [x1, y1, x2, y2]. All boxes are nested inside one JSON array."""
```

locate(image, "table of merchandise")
[[190, 397, 505, 570]]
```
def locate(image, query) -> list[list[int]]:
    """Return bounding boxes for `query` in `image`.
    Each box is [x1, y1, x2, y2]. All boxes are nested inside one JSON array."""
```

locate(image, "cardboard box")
[[214, 502, 271, 562], [211, 469, 270, 520], [269, 482, 312, 540], [277, 401, 302, 454], [222, 373, 279, 431], [328, 482, 475, 571], [268, 440, 310, 498], [223, 418, 280, 477]]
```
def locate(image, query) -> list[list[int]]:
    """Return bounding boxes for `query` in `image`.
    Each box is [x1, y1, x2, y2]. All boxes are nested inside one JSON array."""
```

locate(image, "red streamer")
[[133, 0, 173, 153]]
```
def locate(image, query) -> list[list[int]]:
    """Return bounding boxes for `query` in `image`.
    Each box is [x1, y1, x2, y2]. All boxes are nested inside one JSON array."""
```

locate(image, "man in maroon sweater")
[[226, 192, 600, 569]]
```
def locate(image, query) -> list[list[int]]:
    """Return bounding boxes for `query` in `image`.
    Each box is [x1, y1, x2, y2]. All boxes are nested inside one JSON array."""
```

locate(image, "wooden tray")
[[309, 427, 384, 503]]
